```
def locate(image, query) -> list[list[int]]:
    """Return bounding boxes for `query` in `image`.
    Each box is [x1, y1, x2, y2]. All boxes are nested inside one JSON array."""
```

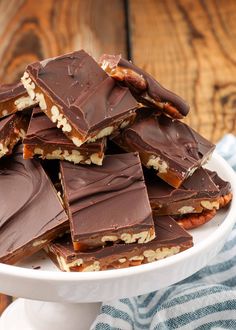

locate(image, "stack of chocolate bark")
[[0, 50, 232, 272]]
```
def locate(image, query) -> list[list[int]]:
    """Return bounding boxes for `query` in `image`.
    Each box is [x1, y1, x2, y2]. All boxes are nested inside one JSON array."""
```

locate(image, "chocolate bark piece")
[[23, 108, 106, 165], [21, 50, 138, 147], [99, 54, 190, 119], [146, 167, 220, 216], [0, 82, 37, 119], [112, 113, 215, 188], [45, 215, 193, 272], [0, 113, 30, 159], [207, 170, 233, 208], [60, 152, 155, 251], [0, 147, 68, 264]]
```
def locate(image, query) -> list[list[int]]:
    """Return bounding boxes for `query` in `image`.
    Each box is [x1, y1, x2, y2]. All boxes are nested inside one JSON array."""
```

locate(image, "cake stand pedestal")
[[0, 299, 101, 330]]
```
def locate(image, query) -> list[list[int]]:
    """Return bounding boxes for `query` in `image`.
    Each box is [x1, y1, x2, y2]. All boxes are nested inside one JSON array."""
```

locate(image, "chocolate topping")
[[26, 50, 138, 135], [0, 147, 68, 264], [47, 215, 193, 271], [112, 113, 215, 187], [99, 54, 190, 118], [146, 167, 219, 203], [207, 170, 232, 197], [0, 82, 26, 102], [60, 152, 154, 247], [0, 114, 16, 136], [24, 108, 106, 153]]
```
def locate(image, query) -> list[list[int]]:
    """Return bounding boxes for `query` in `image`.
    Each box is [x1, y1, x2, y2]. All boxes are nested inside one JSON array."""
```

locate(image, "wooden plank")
[[0, 294, 12, 315], [0, 0, 127, 83], [129, 0, 236, 142]]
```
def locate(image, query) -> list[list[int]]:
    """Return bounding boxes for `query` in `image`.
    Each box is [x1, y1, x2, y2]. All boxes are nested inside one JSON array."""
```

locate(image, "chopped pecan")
[[109, 66, 147, 91], [163, 103, 184, 119], [176, 209, 216, 230], [219, 193, 233, 208]]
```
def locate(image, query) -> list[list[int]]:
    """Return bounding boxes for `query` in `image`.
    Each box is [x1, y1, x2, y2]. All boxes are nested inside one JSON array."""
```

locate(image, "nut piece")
[[101, 235, 118, 243], [21, 71, 36, 100], [88, 126, 114, 143], [51, 105, 72, 133], [2, 110, 8, 116], [219, 193, 233, 208], [36, 93, 47, 110], [83, 261, 100, 272], [143, 246, 180, 262], [0, 143, 9, 158], [90, 153, 103, 166], [32, 239, 48, 247], [200, 200, 219, 210], [177, 209, 216, 230], [178, 206, 195, 214], [14, 96, 36, 111], [120, 230, 154, 244], [55, 254, 83, 272], [72, 137, 83, 147], [120, 120, 130, 129], [146, 155, 168, 173]]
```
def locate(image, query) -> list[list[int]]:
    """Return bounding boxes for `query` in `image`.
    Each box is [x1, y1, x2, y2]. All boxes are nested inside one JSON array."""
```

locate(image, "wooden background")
[[1, 0, 236, 314]]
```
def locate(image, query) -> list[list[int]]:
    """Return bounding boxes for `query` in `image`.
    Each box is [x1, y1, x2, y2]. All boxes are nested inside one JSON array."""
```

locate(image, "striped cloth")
[[91, 134, 236, 330]]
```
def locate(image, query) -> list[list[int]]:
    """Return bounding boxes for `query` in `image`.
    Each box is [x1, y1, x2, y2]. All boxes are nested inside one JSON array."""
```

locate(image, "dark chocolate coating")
[[113, 114, 215, 181], [24, 108, 106, 153], [0, 114, 17, 139], [27, 50, 138, 134], [207, 170, 231, 196], [0, 82, 26, 102], [146, 167, 219, 204], [0, 147, 68, 264], [60, 152, 154, 242], [48, 215, 192, 263], [99, 54, 190, 117]]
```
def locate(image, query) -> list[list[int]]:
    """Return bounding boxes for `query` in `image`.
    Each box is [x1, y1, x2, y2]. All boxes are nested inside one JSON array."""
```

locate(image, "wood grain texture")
[[0, 294, 12, 315], [0, 0, 127, 83], [129, 0, 236, 142]]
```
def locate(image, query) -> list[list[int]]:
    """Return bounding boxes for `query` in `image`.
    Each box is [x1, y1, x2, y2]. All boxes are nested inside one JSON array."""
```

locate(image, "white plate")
[[0, 152, 236, 303]]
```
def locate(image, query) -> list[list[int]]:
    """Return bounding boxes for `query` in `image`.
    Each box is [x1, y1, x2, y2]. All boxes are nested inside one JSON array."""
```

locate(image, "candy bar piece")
[[60, 153, 155, 251], [112, 113, 215, 188], [45, 215, 193, 272], [99, 54, 190, 119], [23, 108, 106, 165], [21, 50, 138, 147], [0, 113, 30, 159], [0, 82, 37, 119], [146, 167, 220, 216], [0, 147, 68, 264], [207, 170, 233, 208]]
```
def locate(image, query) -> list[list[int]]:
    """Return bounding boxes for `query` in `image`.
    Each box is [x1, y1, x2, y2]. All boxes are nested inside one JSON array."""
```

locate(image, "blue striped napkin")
[[91, 134, 236, 330]]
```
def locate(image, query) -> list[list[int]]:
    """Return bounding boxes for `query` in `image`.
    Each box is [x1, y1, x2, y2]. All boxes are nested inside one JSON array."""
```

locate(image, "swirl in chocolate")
[[0, 146, 68, 264]]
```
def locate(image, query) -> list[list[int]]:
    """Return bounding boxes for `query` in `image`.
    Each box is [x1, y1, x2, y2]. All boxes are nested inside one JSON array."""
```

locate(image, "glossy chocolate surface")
[[48, 215, 193, 263], [60, 152, 154, 242], [208, 170, 231, 196], [0, 82, 25, 102], [24, 108, 106, 153], [146, 167, 219, 204], [0, 114, 17, 138], [99, 54, 190, 118], [27, 50, 138, 134], [0, 147, 68, 263], [113, 113, 215, 183]]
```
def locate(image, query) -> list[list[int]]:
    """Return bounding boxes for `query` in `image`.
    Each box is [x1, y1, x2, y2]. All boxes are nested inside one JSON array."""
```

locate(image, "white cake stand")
[[0, 153, 236, 330]]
